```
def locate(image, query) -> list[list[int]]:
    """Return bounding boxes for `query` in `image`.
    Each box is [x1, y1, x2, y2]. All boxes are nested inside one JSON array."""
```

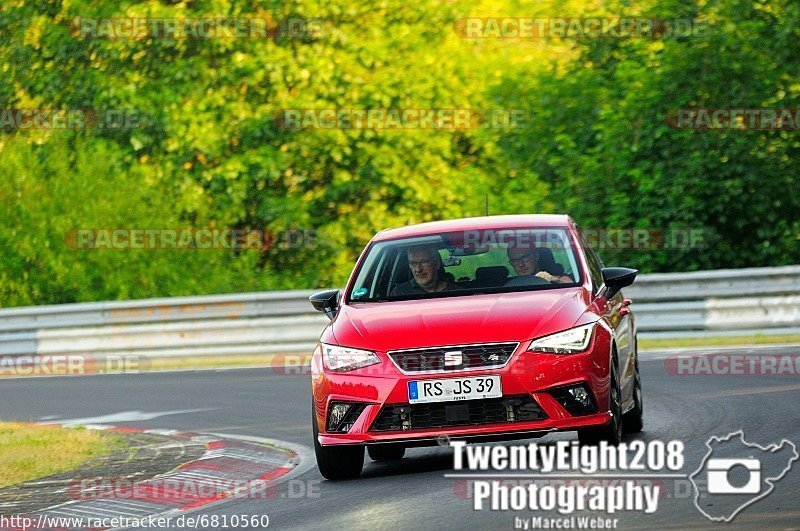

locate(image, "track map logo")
[[689, 431, 798, 522]]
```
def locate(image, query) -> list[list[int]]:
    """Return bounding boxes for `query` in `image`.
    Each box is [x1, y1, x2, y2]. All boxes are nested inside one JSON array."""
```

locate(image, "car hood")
[[331, 288, 590, 352]]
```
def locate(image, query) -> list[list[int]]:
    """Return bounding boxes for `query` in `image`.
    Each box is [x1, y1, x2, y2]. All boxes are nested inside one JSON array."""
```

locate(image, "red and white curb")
[[8, 425, 314, 530]]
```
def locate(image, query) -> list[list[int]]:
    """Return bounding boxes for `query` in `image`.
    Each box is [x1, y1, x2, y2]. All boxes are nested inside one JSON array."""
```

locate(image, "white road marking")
[[44, 409, 215, 426]]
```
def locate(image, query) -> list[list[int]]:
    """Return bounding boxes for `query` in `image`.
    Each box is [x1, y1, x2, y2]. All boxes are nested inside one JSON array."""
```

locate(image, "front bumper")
[[312, 330, 613, 447]]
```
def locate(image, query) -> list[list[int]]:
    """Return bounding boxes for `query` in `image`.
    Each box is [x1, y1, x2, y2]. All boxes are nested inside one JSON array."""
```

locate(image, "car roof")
[[373, 214, 574, 241]]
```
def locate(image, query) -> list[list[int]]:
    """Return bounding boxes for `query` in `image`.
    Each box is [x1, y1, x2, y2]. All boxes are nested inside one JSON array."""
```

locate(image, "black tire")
[[367, 444, 406, 461], [578, 353, 623, 446], [312, 405, 364, 480], [623, 355, 644, 434]]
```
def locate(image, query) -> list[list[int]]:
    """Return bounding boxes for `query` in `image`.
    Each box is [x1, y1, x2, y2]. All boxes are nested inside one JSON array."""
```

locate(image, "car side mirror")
[[309, 289, 340, 321], [601, 267, 638, 299]]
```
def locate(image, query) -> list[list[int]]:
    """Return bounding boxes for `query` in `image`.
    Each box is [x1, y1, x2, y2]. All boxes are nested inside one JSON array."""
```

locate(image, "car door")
[[580, 235, 636, 405]]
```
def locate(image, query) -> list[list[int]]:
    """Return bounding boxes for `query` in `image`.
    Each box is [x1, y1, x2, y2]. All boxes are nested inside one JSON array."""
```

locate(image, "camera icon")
[[707, 458, 761, 494]]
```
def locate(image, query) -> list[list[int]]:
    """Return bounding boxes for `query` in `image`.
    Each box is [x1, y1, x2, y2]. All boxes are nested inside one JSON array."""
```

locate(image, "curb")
[[6, 425, 302, 530]]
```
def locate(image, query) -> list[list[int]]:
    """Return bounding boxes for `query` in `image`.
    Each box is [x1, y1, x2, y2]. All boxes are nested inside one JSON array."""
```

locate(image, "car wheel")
[[367, 444, 406, 461], [578, 354, 623, 445], [623, 357, 644, 434], [312, 404, 364, 480]]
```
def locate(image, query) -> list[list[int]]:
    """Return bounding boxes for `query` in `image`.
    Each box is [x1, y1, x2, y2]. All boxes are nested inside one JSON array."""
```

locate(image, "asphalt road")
[[1, 345, 798, 530]]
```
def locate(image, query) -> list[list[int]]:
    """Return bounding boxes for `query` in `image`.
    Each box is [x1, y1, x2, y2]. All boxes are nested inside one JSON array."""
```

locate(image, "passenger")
[[390, 244, 457, 296], [506, 246, 572, 286]]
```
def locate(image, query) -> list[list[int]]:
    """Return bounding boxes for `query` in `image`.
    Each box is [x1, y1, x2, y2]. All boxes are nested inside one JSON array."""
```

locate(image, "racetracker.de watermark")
[[0, 355, 147, 377], [74, 17, 323, 40], [666, 108, 800, 130], [65, 228, 321, 250], [665, 353, 800, 376], [278, 109, 527, 130], [0, 109, 147, 131], [454, 18, 708, 39], [68, 477, 320, 501], [450, 228, 707, 251]]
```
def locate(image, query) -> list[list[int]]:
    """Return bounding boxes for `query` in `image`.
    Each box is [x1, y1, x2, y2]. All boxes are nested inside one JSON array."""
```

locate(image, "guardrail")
[[624, 265, 800, 338], [0, 291, 326, 358], [1, 266, 799, 358]]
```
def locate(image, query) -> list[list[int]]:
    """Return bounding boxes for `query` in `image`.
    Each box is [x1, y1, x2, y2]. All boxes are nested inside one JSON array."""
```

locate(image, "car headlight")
[[527, 323, 595, 354], [321, 344, 380, 372]]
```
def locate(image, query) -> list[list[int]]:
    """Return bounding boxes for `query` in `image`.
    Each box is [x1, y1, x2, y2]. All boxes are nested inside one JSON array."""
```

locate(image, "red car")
[[309, 215, 641, 479]]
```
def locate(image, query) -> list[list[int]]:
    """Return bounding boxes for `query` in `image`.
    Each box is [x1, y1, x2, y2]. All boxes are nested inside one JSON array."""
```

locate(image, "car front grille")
[[388, 342, 518, 373], [370, 395, 547, 432]]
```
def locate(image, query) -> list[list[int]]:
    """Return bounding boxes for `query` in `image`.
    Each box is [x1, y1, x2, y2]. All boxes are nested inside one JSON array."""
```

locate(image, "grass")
[[0, 422, 123, 488], [5, 335, 800, 379], [147, 353, 310, 371], [640, 333, 800, 350]]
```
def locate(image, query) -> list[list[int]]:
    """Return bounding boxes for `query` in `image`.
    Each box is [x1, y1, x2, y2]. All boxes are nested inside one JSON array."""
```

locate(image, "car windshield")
[[347, 227, 582, 302]]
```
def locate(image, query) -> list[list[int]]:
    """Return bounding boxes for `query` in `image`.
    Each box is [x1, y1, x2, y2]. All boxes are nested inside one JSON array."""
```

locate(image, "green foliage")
[[491, 0, 800, 271], [0, 0, 798, 307], [0, 135, 260, 304]]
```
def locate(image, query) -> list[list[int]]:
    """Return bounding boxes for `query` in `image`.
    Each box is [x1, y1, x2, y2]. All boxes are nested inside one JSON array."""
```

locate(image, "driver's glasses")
[[409, 259, 435, 269]]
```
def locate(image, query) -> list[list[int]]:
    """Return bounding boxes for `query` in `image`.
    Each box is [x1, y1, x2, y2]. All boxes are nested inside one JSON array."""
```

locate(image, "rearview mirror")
[[309, 289, 340, 321], [601, 267, 638, 299]]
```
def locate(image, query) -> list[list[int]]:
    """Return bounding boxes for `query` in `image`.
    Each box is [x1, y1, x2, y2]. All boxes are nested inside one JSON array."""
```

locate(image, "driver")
[[390, 244, 456, 296]]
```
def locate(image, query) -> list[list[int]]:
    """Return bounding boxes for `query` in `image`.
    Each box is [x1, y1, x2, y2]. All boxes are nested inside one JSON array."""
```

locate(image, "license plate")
[[408, 375, 502, 404]]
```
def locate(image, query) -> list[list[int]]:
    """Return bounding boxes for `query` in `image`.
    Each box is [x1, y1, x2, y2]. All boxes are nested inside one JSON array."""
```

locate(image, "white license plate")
[[408, 375, 502, 404]]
